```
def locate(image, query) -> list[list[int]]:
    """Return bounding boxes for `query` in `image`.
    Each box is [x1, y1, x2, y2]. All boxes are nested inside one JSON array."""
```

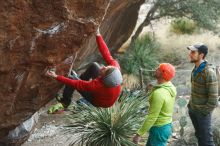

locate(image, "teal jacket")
[[137, 82, 177, 136]]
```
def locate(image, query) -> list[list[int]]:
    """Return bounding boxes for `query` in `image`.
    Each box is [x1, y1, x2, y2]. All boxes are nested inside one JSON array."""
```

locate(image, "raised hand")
[[96, 27, 100, 35], [46, 69, 58, 78], [132, 134, 141, 144]]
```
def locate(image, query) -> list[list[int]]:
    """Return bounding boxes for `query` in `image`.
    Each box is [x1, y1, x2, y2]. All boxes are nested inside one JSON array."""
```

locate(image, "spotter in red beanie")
[[159, 63, 175, 81]]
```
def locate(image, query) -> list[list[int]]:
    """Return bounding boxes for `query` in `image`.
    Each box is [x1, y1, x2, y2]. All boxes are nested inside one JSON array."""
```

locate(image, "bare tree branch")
[[128, 2, 159, 50]]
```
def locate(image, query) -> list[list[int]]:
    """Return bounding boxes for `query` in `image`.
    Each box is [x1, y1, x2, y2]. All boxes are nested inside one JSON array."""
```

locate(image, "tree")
[[129, 0, 220, 49]]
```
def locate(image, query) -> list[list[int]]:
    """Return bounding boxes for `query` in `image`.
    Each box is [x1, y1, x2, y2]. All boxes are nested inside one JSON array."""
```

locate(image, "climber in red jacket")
[[46, 29, 122, 108]]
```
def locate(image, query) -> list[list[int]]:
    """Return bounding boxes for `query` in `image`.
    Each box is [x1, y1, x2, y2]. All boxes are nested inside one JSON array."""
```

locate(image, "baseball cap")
[[187, 43, 208, 55]]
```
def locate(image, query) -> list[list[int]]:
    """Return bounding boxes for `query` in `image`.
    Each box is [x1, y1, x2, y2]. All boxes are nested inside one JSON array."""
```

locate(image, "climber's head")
[[100, 66, 113, 77], [100, 66, 123, 87]]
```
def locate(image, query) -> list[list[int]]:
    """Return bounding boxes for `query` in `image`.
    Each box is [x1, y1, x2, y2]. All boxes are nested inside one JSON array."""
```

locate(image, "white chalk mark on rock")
[[9, 36, 20, 50], [34, 22, 66, 37]]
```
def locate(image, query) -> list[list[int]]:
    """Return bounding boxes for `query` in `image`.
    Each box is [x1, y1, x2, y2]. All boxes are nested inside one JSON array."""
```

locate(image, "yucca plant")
[[119, 34, 160, 77], [63, 89, 148, 146]]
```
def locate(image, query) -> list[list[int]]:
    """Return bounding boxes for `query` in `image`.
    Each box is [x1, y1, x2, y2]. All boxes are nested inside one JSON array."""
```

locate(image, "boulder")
[[0, 0, 145, 145]]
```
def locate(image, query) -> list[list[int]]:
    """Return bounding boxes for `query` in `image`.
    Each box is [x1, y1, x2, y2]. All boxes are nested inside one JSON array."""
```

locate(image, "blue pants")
[[146, 123, 172, 146], [188, 107, 215, 146]]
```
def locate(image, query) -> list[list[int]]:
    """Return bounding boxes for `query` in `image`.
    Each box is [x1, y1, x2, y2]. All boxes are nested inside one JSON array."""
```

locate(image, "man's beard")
[[190, 60, 196, 63], [190, 58, 199, 63]]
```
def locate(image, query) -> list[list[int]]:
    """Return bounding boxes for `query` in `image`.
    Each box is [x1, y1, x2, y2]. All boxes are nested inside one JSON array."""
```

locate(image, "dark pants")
[[188, 107, 215, 146], [60, 62, 101, 107]]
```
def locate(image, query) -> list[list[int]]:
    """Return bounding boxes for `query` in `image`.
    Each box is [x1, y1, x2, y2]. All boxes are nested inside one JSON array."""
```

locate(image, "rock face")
[[0, 0, 144, 144]]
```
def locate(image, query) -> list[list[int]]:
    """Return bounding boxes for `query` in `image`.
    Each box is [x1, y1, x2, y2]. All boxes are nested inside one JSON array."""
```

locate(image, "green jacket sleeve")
[[205, 69, 218, 113], [137, 90, 164, 136]]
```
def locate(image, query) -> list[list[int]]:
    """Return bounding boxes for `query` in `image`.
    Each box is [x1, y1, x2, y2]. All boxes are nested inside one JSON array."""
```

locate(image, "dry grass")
[[142, 19, 220, 52], [119, 18, 220, 66], [122, 74, 140, 89]]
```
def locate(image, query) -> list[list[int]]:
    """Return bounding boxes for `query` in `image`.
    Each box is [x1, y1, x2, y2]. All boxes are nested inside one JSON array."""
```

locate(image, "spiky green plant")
[[120, 34, 160, 77], [64, 89, 148, 146]]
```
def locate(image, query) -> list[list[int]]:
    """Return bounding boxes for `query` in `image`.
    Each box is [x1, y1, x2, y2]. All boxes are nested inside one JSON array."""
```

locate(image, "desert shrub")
[[120, 34, 160, 78], [159, 48, 187, 66], [171, 17, 197, 34]]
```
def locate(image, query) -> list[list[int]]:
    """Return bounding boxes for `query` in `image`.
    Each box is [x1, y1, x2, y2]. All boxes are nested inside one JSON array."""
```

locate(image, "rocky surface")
[[21, 102, 74, 146], [0, 0, 145, 145]]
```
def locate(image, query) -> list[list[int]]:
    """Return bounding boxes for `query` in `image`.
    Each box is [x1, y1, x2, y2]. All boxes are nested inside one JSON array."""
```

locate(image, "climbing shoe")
[[47, 103, 65, 114]]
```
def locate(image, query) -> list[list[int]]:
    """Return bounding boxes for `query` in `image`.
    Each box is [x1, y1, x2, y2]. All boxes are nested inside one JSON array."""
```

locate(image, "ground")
[[22, 92, 81, 146], [21, 99, 220, 146], [22, 101, 72, 146]]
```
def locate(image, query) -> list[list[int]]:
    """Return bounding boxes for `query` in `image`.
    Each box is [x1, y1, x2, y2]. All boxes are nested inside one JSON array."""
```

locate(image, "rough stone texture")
[[0, 0, 144, 145], [7, 112, 39, 146]]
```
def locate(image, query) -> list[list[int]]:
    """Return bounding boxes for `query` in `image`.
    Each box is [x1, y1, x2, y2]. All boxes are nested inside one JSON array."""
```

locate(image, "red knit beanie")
[[159, 63, 175, 81]]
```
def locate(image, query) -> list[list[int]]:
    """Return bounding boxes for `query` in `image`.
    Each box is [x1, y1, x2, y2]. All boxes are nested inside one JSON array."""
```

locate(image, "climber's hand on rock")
[[46, 70, 57, 78]]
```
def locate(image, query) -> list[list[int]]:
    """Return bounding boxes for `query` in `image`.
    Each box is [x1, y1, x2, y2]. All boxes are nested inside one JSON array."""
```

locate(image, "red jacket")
[[56, 35, 121, 108]]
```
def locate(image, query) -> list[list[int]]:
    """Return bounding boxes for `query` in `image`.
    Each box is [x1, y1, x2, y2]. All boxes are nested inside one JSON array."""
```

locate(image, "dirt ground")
[[22, 99, 220, 146], [22, 92, 81, 146], [22, 102, 73, 146]]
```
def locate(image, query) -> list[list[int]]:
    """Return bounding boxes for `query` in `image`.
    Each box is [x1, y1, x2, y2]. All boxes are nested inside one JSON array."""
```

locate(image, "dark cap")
[[187, 43, 208, 55]]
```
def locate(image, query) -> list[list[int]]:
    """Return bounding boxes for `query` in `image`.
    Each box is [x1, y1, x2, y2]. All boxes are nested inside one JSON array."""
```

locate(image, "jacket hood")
[[153, 82, 177, 97]]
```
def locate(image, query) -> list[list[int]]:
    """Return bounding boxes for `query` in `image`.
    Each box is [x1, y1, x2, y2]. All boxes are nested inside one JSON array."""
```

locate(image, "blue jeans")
[[188, 107, 215, 146], [146, 123, 172, 146]]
